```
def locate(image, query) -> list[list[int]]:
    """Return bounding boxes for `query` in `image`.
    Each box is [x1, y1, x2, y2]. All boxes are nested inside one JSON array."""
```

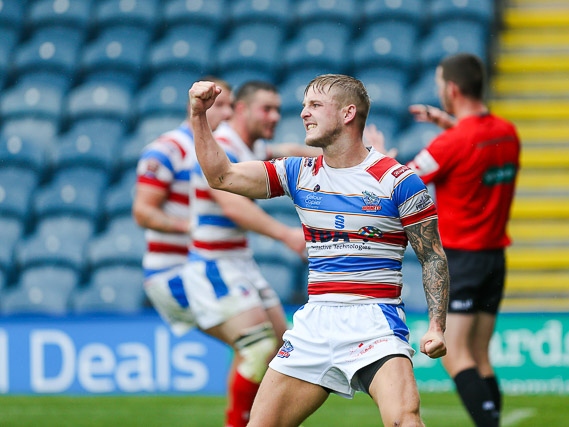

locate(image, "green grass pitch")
[[0, 392, 565, 426]]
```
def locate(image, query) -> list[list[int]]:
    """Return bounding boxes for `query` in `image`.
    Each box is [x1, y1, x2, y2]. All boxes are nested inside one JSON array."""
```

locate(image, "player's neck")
[[323, 139, 369, 169]]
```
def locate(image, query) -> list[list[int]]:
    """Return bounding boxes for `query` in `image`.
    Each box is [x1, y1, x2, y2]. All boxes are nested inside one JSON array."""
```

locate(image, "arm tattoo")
[[405, 218, 449, 331]]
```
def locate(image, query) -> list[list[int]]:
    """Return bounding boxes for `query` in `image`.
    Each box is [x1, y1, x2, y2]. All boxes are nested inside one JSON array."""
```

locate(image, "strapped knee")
[[234, 322, 277, 383]]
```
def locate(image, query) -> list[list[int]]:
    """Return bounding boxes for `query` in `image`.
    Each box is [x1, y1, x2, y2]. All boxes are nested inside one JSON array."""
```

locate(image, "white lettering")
[[31, 330, 75, 393], [172, 343, 208, 391], [116, 343, 153, 392], [155, 327, 170, 390], [78, 344, 115, 393]]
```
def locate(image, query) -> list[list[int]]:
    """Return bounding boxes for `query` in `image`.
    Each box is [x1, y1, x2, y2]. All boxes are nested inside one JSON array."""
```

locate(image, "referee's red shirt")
[[408, 113, 520, 250]]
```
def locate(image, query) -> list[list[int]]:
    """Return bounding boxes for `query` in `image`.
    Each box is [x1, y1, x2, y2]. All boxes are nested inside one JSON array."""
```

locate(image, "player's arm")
[[132, 184, 189, 233], [404, 218, 449, 359], [209, 189, 306, 257], [190, 81, 268, 199]]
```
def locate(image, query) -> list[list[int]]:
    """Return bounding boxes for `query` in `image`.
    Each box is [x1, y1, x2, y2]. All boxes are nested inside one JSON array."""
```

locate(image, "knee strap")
[[234, 322, 277, 383]]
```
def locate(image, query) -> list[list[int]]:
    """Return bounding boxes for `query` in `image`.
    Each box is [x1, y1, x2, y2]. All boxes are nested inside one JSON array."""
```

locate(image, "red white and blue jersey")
[[136, 122, 195, 276], [263, 148, 438, 303], [190, 122, 271, 259]]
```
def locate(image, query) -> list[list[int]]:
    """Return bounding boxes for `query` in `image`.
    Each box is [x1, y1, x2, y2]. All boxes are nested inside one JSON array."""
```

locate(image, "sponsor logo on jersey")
[[358, 226, 383, 239], [392, 165, 410, 177], [277, 340, 294, 358], [415, 193, 432, 211], [304, 193, 322, 207], [362, 190, 382, 212]]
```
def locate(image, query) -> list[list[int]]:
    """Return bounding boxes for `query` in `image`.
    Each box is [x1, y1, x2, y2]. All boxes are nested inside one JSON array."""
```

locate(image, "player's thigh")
[[248, 368, 329, 427], [368, 357, 422, 424], [204, 305, 270, 346]]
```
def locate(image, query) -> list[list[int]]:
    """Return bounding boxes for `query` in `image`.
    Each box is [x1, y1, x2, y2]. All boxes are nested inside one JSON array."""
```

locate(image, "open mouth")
[[306, 123, 316, 131]]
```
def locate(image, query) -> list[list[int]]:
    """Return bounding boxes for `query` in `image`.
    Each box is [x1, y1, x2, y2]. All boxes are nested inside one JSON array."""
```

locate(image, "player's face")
[[206, 87, 233, 131], [436, 66, 454, 115], [245, 90, 281, 141], [301, 86, 343, 148]]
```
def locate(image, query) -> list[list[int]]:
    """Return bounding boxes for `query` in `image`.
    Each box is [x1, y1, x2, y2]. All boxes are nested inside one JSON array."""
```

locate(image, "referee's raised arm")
[[189, 81, 269, 200]]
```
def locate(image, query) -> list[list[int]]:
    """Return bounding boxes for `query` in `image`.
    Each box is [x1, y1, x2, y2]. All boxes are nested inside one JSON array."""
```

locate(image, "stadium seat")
[[362, 0, 425, 27], [24, 0, 94, 32], [215, 23, 285, 78], [0, 135, 46, 178], [161, 0, 228, 31], [0, 216, 24, 279], [1, 117, 60, 145], [229, 0, 292, 29], [352, 22, 419, 78], [135, 71, 194, 120], [248, 232, 303, 268], [283, 22, 351, 75], [256, 196, 297, 217], [295, 0, 360, 30], [395, 122, 442, 165], [0, 0, 26, 31], [35, 215, 96, 244], [33, 168, 108, 223], [220, 68, 277, 92], [104, 169, 137, 222], [401, 246, 427, 312], [278, 71, 314, 115], [71, 265, 146, 315], [87, 217, 145, 270], [408, 70, 441, 108], [10, 26, 84, 88], [79, 25, 152, 90], [429, 0, 494, 29], [93, 0, 160, 32], [273, 113, 306, 145], [0, 28, 19, 88], [64, 80, 133, 124], [0, 167, 39, 224], [0, 80, 64, 122], [365, 112, 402, 148], [146, 25, 217, 78], [257, 260, 297, 304], [419, 20, 488, 69], [355, 70, 408, 121]]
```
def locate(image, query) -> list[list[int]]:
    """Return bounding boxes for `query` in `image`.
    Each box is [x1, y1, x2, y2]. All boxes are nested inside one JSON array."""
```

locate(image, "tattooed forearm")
[[405, 219, 449, 331]]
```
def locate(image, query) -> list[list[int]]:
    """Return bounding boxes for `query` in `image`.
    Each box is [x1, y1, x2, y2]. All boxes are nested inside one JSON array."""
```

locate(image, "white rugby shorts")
[[269, 301, 415, 398]]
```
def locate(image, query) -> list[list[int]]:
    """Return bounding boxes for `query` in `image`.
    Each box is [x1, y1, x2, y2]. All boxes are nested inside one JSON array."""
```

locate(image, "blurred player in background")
[[407, 53, 521, 427], [189, 74, 449, 427]]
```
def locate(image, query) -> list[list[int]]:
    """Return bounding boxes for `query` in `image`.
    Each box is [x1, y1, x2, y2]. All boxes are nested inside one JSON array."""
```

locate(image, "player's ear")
[[343, 104, 357, 124]]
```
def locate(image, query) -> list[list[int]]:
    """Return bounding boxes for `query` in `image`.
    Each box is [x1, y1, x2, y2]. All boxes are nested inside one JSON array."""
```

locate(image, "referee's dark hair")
[[439, 53, 486, 101]]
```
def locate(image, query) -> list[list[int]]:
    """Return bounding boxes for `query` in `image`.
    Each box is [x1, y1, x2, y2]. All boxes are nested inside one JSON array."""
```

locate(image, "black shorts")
[[445, 248, 505, 315]]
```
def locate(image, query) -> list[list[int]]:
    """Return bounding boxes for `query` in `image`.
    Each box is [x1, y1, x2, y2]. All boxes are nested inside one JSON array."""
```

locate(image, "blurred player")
[[407, 53, 521, 427], [189, 75, 449, 427]]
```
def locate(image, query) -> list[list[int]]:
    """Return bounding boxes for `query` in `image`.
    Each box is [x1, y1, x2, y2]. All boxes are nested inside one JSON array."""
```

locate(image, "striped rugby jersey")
[[190, 122, 270, 259], [136, 123, 195, 276], [263, 148, 438, 303]]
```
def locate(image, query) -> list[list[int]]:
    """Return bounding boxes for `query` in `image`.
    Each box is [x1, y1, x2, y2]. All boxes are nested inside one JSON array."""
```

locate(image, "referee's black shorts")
[[445, 248, 505, 315]]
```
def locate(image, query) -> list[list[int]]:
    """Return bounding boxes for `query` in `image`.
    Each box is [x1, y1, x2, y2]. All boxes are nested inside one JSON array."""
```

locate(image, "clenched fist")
[[189, 81, 222, 116]]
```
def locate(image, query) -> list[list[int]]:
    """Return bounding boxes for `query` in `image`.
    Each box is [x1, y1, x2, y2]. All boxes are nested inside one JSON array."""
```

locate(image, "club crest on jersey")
[[358, 226, 383, 239], [277, 340, 294, 358], [361, 190, 382, 212]]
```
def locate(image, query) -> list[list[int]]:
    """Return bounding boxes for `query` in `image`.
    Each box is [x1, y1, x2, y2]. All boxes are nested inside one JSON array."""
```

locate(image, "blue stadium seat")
[[146, 25, 217, 77], [11, 26, 84, 88], [419, 20, 488, 69], [273, 113, 306, 145], [0, 28, 19, 89], [395, 122, 442, 165], [248, 232, 303, 268], [408, 70, 441, 108], [295, 0, 360, 29], [71, 265, 145, 314], [277, 71, 313, 116], [0, 0, 26, 31], [401, 246, 427, 312], [0, 269, 5, 291], [87, 217, 145, 270], [0, 216, 24, 279], [256, 196, 297, 216], [79, 25, 152, 90], [0, 135, 46, 178], [0, 167, 39, 223], [362, 0, 425, 27], [356, 70, 408, 121], [35, 215, 96, 244], [283, 22, 351, 75], [352, 22, 419, 78], [429, 0, 494, 29], [365, 112, 402, 148], [1, 117, 60, 145], [220, 69, 277, 92], [33, 168, 108, 222], [162, 0, 228, 30], [104, 169, 137, 222], [51, 131, 118, 175], [93, 0, 160, 32], [229, 0, 292, 28], [216, 23, 285, 79], [135, 71, 193, 120], [64, 81, 133, 124], [25, 0, 94, 32], [257, 260, 297, 304], [0, 80, 64, 122]]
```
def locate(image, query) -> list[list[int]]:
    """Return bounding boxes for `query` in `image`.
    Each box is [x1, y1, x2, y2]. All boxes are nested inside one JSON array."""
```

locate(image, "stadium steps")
[[490, 0, 569, 312]]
